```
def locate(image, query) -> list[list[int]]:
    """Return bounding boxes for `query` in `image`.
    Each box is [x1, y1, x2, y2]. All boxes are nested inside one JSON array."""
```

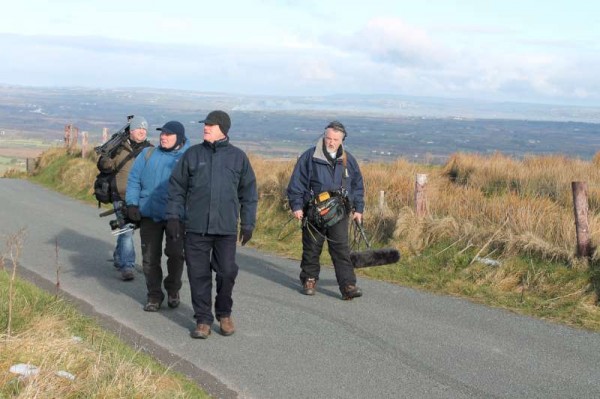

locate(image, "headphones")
[[324, 121, 347, 141]]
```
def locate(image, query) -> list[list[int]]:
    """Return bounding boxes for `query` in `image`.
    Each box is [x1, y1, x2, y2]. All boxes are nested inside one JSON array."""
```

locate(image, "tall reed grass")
[[30, 147, 600, 265], [252, 151, 600, 266]]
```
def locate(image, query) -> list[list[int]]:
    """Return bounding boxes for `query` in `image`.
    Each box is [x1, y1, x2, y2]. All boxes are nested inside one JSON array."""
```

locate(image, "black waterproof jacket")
[[287, 137, 364, 213], [166, 138, 257, 235]]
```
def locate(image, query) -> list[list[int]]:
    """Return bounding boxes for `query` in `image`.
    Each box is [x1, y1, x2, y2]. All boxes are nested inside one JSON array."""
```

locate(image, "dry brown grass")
[[37, 147, 70, 170], [251, 151, 600, 266], [58, 158, 97, 195], [1, 314, 191, 398], [31, 146, 600, 267]]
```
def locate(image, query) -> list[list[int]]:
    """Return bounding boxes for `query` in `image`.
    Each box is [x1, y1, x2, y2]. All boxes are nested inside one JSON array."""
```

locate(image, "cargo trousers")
[[300, 216, 357, 289]]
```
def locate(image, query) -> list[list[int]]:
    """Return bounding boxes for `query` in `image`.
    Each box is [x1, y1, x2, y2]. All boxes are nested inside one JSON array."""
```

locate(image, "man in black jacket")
[[166, 110, 257, 339]]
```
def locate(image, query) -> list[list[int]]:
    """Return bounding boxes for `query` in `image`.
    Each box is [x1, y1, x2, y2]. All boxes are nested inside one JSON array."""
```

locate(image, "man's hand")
[[293, 210, 304, 220], [239, 228, 253, 246], [352, 212, 363, 224], [127, 205, 141, 222], [166, 219, 183, 240]]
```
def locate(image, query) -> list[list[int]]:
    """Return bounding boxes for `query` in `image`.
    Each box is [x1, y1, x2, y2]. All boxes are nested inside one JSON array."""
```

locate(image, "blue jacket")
[[125, 141, 190, 222], [166, 137, 258, 235], [287, 137, 365, 213]]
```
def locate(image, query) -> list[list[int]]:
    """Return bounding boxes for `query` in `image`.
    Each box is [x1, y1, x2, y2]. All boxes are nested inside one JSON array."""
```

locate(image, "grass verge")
[[1, 246, 208, 398]]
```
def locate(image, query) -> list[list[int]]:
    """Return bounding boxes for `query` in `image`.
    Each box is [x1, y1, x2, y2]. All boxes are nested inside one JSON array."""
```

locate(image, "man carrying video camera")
[[97, 116, 153, 281]]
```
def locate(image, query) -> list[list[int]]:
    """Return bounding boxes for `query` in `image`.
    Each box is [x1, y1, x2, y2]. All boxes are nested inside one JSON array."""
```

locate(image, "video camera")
[[94, 115, 135, 158], [99, 204, 139, 236]]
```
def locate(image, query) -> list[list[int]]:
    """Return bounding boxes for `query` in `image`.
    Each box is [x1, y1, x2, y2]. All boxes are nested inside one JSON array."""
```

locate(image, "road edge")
[[14, 264, 238, 399]]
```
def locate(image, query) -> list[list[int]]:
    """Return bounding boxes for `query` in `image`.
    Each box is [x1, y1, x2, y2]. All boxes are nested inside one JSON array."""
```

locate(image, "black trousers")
[[185, 233, 238, 325], [300, 216, 357, 289], [139, 218, 185, 302]]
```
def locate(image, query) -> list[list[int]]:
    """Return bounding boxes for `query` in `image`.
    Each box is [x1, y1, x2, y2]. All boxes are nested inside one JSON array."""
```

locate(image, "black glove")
[[127, 205, 141, 222], [167, 219, 183, 240], [239, 228, 253, 246]]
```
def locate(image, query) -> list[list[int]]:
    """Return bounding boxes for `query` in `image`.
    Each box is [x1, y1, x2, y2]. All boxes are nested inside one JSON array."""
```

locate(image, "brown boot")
[[341, 285, 363, 300], [219, 317, 235, 336], [190, 323, 211, 339], [302, 278, 317, 295]]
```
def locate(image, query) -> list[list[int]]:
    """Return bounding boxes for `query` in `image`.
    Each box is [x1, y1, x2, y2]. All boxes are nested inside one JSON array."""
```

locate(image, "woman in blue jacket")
[[126, 121, 190, 312]]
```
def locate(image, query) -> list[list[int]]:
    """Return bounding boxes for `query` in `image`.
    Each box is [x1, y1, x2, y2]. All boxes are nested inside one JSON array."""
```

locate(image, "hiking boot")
[[302, 278, 317, 296], [341, 285, 363, 300], [167, 292, 180, 308], [219, 317, 235, 336], [190, 324, 211, 339], [121, 268, 135, 281], [143, 300, 161, 312]]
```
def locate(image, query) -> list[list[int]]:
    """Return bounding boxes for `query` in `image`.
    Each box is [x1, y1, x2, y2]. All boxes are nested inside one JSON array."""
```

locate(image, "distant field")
[[2, 85, 600, 164], [0, 155, 23, 173], [0, 138, 52, 174]]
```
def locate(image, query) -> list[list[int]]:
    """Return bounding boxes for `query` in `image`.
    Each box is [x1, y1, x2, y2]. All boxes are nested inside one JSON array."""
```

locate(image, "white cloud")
[[0, 16, 599, 106], [328, 17, 449, 68], [298, 60, 336, 81]]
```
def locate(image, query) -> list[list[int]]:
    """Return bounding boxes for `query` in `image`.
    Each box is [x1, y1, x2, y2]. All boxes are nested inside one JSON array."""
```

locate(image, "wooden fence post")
[[572, 182, 591, 258], [415, 174, 428, 217], [26, 158, 38, 175], [379, 190, 385, 210], [102, 127, 109, 144], [81, 131, 88, 158], [64, 124, 71, 148], [70, 127, 79, 150]]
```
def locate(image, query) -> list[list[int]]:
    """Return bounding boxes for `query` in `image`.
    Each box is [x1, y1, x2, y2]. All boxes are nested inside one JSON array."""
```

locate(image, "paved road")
[[2, 178, 600, 398]]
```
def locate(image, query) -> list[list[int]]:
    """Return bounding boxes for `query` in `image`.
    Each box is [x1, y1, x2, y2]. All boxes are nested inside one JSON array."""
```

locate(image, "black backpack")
[[93, 171, 114, 204], [93, 146, 154, 205]]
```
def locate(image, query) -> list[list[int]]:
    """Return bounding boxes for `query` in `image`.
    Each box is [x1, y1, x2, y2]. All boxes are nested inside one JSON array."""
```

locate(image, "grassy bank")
[[0, 239, 208, 397], [12, 147, 600, 332]]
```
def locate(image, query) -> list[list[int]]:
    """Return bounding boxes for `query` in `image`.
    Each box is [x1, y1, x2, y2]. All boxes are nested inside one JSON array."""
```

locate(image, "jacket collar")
[[159, 140, 190, 155], [313, 137, 344, 164], [203, 136, 229, 151]]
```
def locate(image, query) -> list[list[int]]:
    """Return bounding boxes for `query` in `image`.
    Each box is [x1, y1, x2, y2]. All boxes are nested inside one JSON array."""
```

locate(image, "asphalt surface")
[[2, 178, 600, 398]]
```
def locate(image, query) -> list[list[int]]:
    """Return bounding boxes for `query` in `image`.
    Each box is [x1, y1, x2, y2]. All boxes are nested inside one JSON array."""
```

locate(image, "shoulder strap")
[[144, 147, 156, 162], [114, 151, 137, 172], [114, 144, 149, 172], [307, 148, 314, 197], [341, 150, 348, 190]]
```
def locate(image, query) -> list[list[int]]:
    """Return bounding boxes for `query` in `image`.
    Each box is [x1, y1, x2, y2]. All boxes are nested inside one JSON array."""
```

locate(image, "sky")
[[1, 0, 599, 106]]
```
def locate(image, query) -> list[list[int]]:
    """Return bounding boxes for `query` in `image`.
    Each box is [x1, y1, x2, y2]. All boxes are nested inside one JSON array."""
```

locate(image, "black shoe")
[[341, 285, 362, 300], [301, 278, 317, 295], [167, 292, 180, 308]]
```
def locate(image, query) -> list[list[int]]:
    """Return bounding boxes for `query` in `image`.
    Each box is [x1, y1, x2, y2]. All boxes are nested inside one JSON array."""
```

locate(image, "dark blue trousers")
[[185, 233, 238, 325]]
